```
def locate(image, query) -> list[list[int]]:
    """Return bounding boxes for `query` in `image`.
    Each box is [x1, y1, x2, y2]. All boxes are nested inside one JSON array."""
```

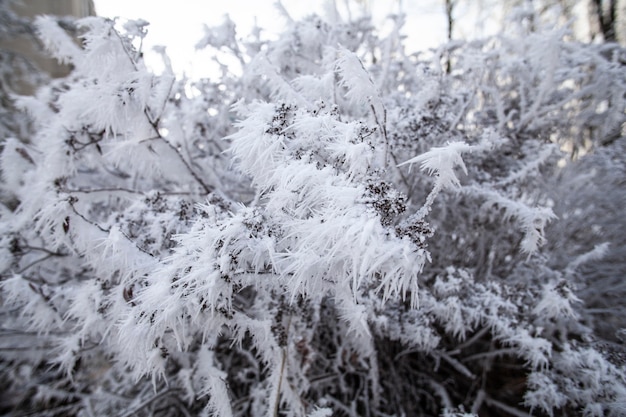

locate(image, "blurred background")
[[2, 0, 625, 81], [91, 0, 626, 76]]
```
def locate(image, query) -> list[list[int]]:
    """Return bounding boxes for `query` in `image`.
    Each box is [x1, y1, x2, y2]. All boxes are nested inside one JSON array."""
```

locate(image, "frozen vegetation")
[[1, 3, 625, 416]]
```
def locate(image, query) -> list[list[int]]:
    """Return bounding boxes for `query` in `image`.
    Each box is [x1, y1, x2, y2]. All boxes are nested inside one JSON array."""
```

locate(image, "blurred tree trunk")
[[445, 0, 455, 41], [591, 0, 617, 41], [445, 0, 455, 73]]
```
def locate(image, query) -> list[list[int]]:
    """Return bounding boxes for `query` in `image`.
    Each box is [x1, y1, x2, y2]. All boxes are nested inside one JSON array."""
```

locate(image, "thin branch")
[[63, 187, 144, 195], [484, 396, 531, 417], [145, 113, 212, 194], [369, 101, 389, 167], [326, 396, 359, 417], [471, 388, 486, 414], [463, 348, 517, 362], [111, 20, 212, 195], [68, 198, 155, 257], [272, 348, 287, 417], [111, 22, 139, 72], [152, 75, 175, 123], [453, 326, 490, 353], [273, 313, 292, 417], [24, 279, 63, 320], [426, 379, 453, 410], [368, 101, 411, 193], [68, 199, 109, 233], [18, 402, 81, 417], [63, 187, 193, 197], [18, 253, 58, 274], [19, 244, 67, 257], [438, 351, 476, 379], [117, 389, 181, 417]]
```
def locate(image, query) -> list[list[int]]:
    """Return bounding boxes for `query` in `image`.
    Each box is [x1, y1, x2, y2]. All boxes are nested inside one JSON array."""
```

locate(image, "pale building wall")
[[0, 0, 95, 94], [11, 0, 95, 19], [619, 0, 626, 45]]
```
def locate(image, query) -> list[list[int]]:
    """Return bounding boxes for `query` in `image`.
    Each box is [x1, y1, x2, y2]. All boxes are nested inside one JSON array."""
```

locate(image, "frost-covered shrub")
[[1, 7, 625, 417]]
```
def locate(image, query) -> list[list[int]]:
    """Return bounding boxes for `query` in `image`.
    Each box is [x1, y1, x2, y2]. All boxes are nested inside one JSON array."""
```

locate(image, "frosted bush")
[[1, 5, 625, 417]]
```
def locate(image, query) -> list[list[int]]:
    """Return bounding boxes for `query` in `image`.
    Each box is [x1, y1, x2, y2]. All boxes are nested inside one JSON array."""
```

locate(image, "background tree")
[[432, 0, 626, 44], [591, 0, 618, 40]]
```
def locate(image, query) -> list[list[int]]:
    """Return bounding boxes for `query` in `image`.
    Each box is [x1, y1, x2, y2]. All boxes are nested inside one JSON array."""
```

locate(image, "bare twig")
[[484, 396, 531, 417], [68, 198, 155, 257], [117, 389, 182, 417], [144, 113, 212, 194], [111, 21, 212, 195], [463, 348, 518, 362]]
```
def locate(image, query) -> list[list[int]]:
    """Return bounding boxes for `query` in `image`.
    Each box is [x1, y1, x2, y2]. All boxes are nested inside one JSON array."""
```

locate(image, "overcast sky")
[[92, 1, 451, 77]]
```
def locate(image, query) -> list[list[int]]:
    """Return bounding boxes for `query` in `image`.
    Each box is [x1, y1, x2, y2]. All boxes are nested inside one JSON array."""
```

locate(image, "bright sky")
[[93, 1, 451, 77]]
